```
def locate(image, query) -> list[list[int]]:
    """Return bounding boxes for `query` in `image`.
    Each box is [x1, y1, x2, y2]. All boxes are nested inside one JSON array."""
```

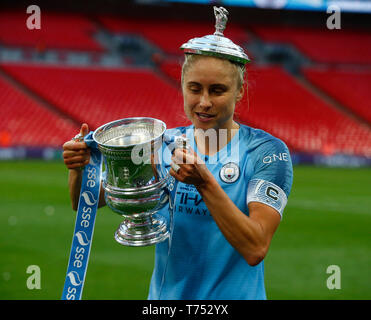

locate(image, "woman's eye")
[[212, 88, 225, 94], [211, 86, 227, 94], [189, 87, 200, 93]]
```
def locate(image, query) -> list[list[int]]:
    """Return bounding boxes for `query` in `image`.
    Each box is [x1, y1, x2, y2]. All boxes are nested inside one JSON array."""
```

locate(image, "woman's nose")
[[199, 92, 212, 108]]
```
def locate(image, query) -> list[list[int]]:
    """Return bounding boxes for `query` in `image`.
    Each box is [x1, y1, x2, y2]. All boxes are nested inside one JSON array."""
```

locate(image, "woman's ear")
[[236, 84, 245, 102]]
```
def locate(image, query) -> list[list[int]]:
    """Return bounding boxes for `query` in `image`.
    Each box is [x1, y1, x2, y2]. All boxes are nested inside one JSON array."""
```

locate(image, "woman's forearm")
[[68, 169, 83, 211], [196, 177, 269, 266], [170, 148, 280, 265]]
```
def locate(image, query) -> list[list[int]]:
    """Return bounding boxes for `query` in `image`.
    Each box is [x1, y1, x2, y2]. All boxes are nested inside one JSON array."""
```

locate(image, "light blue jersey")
[[148, 123, 293, 300]]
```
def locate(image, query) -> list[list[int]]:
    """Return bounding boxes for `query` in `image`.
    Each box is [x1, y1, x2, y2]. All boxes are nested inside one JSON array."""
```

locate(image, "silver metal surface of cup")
[[92, 117, 170, 247], [180, 6, 250, 65]]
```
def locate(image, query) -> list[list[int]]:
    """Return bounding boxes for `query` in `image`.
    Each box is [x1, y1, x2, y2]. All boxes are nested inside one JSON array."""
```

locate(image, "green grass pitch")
[[0, 161, 370, 299]]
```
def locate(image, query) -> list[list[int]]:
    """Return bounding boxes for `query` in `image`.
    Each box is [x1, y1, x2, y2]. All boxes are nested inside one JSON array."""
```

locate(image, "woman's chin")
[[193, 121, 216, 130]]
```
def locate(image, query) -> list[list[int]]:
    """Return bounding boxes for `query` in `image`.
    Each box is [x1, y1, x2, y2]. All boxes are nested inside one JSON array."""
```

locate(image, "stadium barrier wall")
[[1, 147, 370, 167]]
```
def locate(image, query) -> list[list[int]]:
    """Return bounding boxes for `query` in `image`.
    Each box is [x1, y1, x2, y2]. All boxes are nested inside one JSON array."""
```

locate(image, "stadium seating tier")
[[250, 25, 371, 64], [99, 16, 248, 56], [1, 63, 187, 132], [303, 67, 371, 124], [0, 75, 79, 147], [1, 11, 370, 158], [0, 11, 104, 52]]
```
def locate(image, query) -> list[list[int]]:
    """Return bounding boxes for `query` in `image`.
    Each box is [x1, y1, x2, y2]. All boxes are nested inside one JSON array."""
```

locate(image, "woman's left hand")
[[170, 147, 213, 188]]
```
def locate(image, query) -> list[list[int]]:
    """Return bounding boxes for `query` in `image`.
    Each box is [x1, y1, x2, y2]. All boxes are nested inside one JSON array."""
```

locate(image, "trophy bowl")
[[93, 117, 170, 246]]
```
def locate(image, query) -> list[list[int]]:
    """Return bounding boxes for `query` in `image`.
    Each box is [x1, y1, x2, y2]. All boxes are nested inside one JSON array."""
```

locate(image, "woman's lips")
[[195, 112, 216, 122]]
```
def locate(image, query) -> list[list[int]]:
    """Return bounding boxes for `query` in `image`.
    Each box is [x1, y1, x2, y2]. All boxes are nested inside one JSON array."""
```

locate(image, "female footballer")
[[63, 7, 293, 300]]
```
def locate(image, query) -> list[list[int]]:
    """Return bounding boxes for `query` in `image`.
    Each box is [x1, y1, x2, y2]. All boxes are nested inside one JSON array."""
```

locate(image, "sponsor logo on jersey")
[[262, 153, 289, 164]]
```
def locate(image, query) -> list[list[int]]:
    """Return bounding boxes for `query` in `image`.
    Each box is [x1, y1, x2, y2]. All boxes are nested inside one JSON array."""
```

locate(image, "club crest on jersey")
[[220, 162, 240, 183]]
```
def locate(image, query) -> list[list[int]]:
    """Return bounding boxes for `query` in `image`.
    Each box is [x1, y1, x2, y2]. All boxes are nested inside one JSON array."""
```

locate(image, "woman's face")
[[182, 56, 244, 131]]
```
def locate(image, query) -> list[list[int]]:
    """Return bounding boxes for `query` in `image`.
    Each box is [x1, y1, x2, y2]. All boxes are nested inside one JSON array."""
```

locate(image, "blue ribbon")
[[61, 131, 182, 299], [61, 132, 102, 300]]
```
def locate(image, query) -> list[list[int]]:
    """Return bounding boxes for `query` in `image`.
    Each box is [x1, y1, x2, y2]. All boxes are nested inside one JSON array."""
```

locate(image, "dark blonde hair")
[[181, 54, 246, 90]]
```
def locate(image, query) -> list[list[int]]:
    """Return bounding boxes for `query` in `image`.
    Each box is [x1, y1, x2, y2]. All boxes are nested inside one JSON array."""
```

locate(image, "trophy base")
[[114, 214, 169, 247]]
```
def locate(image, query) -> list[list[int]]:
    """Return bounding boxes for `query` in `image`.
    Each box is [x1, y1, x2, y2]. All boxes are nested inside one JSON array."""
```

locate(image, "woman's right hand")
[[63, 123, 91, 170]]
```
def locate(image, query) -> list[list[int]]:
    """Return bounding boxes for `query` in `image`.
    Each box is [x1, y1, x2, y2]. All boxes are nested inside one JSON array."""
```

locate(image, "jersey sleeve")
[[246, 138, 293, 218]]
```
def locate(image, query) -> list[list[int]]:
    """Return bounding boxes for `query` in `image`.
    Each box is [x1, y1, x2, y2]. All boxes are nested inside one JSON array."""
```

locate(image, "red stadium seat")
[[0, 10, 104, 52], [157, 60, 184, 88], [0, 75, 79, 147], [1, 63, 187, 131], [99, 16, 248, 56], [249, 25, 371, 64], [303, 67, 371, 124]]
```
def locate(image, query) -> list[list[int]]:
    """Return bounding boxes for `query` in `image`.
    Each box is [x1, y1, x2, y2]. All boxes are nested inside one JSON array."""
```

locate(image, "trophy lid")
[[180, 6, 250, 65]]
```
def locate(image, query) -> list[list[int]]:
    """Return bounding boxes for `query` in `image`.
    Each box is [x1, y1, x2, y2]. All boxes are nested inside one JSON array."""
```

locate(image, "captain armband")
[[246, 179, 288, 218]]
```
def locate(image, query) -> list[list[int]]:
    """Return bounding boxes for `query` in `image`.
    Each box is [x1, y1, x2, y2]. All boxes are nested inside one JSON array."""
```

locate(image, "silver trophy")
[[92, 117, 173, 247]]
